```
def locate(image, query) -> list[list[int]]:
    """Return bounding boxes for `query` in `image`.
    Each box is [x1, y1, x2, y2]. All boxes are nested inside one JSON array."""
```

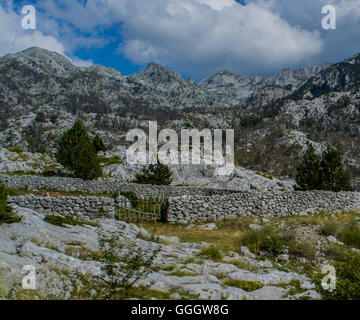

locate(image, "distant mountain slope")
[[0, 47, 360, 181]]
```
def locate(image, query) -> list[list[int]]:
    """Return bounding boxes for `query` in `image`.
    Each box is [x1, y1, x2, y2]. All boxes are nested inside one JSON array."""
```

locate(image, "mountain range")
[[1, 47, 360, 181]]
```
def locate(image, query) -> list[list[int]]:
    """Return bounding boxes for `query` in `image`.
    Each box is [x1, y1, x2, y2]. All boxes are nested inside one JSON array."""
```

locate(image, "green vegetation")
[[0, 184, 21, 224], [317, 252, 360, 300], [320, 222, 340, 236], [55, 120, 103, 180], [200, 246, 223, 261], [223, 279, 263, 292], [92, 134, 107, 152], [135, 160, 173, 186], [100, 155, 122, 166], [338, 222, 360, 249], [240, 226, 283, 255], [255, 171, 275, 180], [295, 143, 353, 191], [6, 146, 24, 153], [288, 241, 316, 260], [43, 215, 98, 228]]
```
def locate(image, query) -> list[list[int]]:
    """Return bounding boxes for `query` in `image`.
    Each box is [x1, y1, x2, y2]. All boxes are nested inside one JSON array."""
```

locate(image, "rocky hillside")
[[0, 205, 323, 300], [1, 47, 360, 181]]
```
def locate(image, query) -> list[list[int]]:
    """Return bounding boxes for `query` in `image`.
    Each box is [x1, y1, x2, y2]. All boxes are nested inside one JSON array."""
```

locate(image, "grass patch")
[[240, 226, 283, 255], [43, 215, 98, 228], [320, 222, 340, 236], [223, 279, 263, 292], [288, 241, 316, 260], [338, 222, 360, 249], [200, 246, 223, 261], [138, 218, 256, 254]]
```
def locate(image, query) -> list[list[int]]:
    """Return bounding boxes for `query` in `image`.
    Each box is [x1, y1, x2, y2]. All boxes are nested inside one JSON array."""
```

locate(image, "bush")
[[339, 222, 360, 249], [0, 184, 21, 224], [135, 160, 173, 186], [324, 244, 347, 262], [241, 226, 283, 255], [55, 120, 103, 180], [117, 190, 138, 208], [318, 252, 360, 300], [100, 156, 122, 166], [288, 241, 316, 260]]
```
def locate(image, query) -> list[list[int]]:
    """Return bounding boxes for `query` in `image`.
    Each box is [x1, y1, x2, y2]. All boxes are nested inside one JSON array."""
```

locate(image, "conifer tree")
[[295, 143, 322, 191], [295, 143, 353, 191], [135, 160, 173, 186], [320, 145, 353, 191], [56, 120, 103, 180], [0, 184, 21, 224], [93, 134, 107, 152]]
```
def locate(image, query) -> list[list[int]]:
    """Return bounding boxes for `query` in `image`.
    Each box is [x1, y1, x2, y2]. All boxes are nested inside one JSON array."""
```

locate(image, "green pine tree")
[[295, 143, 353, 191], [135, 160, 173, 186], [295, 143, 322, 191], [0, 184, 21, 224], [93, 134, 107, 152], [55, 120, 103, 180], [320, 145, 353, 191]]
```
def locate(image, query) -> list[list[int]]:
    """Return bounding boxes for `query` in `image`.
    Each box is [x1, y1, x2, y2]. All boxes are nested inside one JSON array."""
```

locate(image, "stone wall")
[[3, 175, 360, 224], [8, 195, 115, 220], [166, 191, 360, 223], [0, 174, 239, 197]]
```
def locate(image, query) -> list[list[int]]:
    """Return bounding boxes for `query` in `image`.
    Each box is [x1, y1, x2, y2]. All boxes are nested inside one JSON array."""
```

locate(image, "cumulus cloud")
[[0, 4, 92, 67], [2, 0, 360, 79], [0, 5, 65, 56], [113, 0, 323, 77]]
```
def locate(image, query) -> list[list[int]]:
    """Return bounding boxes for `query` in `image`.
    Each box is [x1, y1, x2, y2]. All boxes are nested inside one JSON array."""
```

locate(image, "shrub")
[[288, 241, 316, 260], [135, 160, 173, 186], [200, 246, 223, 261], [324, 244, 347, 262], [55, 120, 102, 180], [339, 222, 360, 249], [241, 226, 283, 255], [100, 156, 122, 166], [320, 222, 340, 236], [0, 184, 21, 224], [318, 252, 360, 300], [117, 190, 138, 208], [98, 246, 160, 299]]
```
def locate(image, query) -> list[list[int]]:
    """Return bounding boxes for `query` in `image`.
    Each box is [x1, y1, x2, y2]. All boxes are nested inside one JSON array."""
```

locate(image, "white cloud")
[[0, 5, 93, 68], [0, 5, 65, 56], [3, 0, 360, 79], [107, 0, 323, 77]]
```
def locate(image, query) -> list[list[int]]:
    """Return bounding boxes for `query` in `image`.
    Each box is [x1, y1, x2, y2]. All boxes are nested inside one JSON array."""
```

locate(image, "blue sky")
[[1, 0, 360, 81]]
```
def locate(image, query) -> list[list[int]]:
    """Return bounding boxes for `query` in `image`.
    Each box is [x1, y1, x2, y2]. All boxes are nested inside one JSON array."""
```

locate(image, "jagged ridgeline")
[[1, 47, 360, 179]]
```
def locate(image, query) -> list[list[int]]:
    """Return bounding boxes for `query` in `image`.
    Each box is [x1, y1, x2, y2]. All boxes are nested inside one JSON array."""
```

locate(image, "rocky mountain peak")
[[6, 47, 77, 77], [344, 53, 360, 65], [140, 62, 183, 82]]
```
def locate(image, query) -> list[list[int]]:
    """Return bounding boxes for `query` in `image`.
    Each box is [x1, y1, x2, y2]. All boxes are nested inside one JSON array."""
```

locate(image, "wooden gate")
[[114, 195, 168, 223]]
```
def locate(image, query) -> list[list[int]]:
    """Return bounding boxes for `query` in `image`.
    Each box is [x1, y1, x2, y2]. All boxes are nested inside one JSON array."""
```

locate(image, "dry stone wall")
[[7, 195, 115, 220], [166, 191, 360, 223], [0, 174, 238, 198], [3, 175, 360, 224]]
